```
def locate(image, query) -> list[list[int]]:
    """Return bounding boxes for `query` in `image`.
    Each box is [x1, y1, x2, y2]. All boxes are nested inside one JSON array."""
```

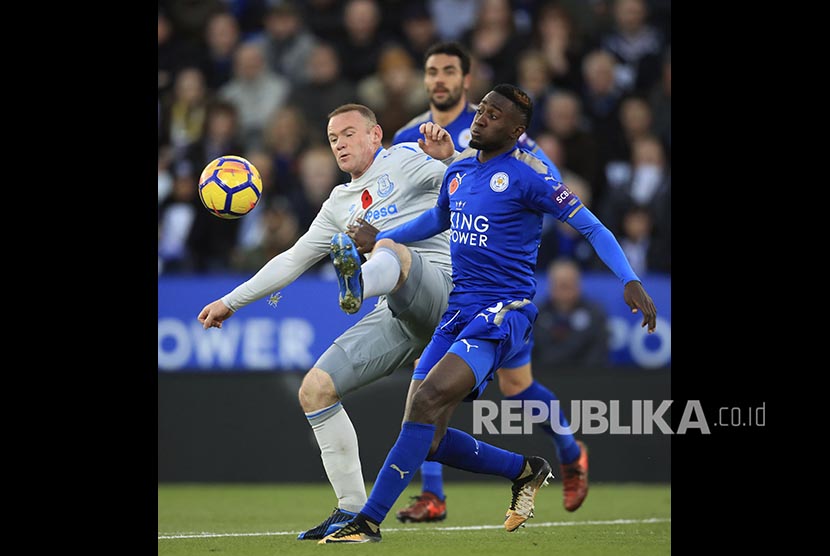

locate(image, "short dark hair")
[[328, 103, 378, 127], [492, 83, 533, 128], [424, 41, 471, 75]]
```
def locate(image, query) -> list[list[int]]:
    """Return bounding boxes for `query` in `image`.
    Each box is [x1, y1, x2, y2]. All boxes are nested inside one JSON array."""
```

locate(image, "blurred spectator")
[[399, 3, 440, 64], [158, 9, 202, 101], [532, 259, 610, 368], [220, 0, 268, 38], [335, 0, 391, 83], [235, 150, 277, 252], [300, 0, 346, 43], [468, 57, 495, 105], [218, 42, 291, 149], [648, 47, 671, 163], [232, 196, 301, 273], [357, 46, 429, 140], [600, 0, 664, 95], [287, 43, 357, 144], [461, 0, 526, 85], [553, 0, 615, 46], [187, 189, 242, 274], [158, 145, 175, 204], [162, 0, 225, 44], [604, 95, 653, 190], [184, 100, 245, 181], [533, 131, 590, 194], [626, 135, 668, 207], [427, 0, 479, 41], [158, 164, 199, 273], [598, 134, 670, 273], [256, 3, 318, 86], [160, 67, 210, 160], [542, 91, 602, 204], [293, 144, 341, 232], [533, 2, 586, 93], [580, 49, 624, 171], [199, 11, 240, 90], [618, 204, 652, 277], [261, 105, 311, 198], [515, 49, 552, 136]]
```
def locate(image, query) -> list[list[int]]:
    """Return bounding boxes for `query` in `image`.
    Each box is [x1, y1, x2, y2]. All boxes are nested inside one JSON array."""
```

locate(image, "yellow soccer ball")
[[198, 155, 263, 219]]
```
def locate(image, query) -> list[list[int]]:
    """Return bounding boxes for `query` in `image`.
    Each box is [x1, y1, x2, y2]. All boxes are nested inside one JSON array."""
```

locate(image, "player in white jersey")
[[198, 104, 458, 540]]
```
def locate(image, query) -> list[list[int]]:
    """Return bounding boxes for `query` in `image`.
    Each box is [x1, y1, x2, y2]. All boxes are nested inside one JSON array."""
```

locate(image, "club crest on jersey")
[[449, 172, 467, 195], [458, 128, 472, 149], [376, 174, 394, 198], [490, 172, 509, 192]]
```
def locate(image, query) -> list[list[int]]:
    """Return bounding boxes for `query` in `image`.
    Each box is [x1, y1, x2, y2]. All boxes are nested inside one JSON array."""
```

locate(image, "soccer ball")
[[198, 155, 263, 219]]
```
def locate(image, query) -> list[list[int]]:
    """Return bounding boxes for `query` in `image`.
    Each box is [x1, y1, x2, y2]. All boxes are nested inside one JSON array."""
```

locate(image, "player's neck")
[[477, 143, 516, 164], [431, 99, 467, 127]]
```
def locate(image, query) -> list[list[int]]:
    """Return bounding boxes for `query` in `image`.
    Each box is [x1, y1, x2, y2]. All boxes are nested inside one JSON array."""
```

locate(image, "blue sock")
[[420, 461, 445, 500], [428, 427, 524, 480], [507, 380, 581, 464], [361, 422, 435, 524]]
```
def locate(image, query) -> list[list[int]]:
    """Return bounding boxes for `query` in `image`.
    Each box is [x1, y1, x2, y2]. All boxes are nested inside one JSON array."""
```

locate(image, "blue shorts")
[[413, 299, 538, 400]]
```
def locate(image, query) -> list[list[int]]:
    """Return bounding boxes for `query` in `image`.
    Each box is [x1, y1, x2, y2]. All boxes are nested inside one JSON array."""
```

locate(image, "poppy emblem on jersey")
[[490, 172, 509, 192], [362, 189, 373, 209], [376, 174, 394, 198], [448, 172, 466, 195]]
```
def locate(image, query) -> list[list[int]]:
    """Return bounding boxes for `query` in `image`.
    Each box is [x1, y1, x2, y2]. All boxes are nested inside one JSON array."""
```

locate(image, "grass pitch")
[[158, 482, 670, 555]]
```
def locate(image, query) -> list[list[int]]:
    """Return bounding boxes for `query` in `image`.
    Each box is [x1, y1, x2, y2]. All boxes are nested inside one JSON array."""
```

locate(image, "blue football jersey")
[[438, 146, 582, 311], [392, 103, 561, 181]]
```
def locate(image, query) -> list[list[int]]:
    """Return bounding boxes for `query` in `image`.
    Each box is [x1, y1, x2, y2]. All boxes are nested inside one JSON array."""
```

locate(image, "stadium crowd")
[[158, 0, 670, 278]]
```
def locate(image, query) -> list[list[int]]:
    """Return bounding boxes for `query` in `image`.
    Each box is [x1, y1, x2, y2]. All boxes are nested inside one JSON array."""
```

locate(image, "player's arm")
[[528, 176, 657, 332], [374, 205, 450, 244], [567, 208, 657, 332], [198, 202, 337, 329]]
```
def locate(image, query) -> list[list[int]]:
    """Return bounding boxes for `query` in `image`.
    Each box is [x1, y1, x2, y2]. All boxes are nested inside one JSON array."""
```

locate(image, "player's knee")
[[298, 367, 339, 412], [375, 239, 412, 282]]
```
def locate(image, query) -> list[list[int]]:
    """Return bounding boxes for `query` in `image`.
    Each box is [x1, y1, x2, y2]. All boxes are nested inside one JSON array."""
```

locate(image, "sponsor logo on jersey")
[[448, 172, 467, 195], [450, 212, 489, 247], [348, 203, 356, 214], [376, 174, 394, 198], [458, 128, 472, 149], [361, 189, 373, 209], [363, 203, 399, 223], [490, 172, 509, 192]]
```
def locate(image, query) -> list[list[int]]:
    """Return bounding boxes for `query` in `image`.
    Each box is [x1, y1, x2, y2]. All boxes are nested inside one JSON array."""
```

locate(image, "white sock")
[[306, 402, 367, 513], [362, 247, 401, 299]]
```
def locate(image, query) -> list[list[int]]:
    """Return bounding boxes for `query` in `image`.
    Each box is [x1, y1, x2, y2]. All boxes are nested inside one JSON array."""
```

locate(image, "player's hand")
[[623, 281, 657, 333], [346, 217, 380, 254], [418, 122, 455, 160], [198, 299, 235, 330]]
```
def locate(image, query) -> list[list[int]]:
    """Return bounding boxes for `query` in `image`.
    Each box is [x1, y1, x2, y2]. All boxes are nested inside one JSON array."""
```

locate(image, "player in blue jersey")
[[392, 41, 585, 522], [321, 85, 656, 543]]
